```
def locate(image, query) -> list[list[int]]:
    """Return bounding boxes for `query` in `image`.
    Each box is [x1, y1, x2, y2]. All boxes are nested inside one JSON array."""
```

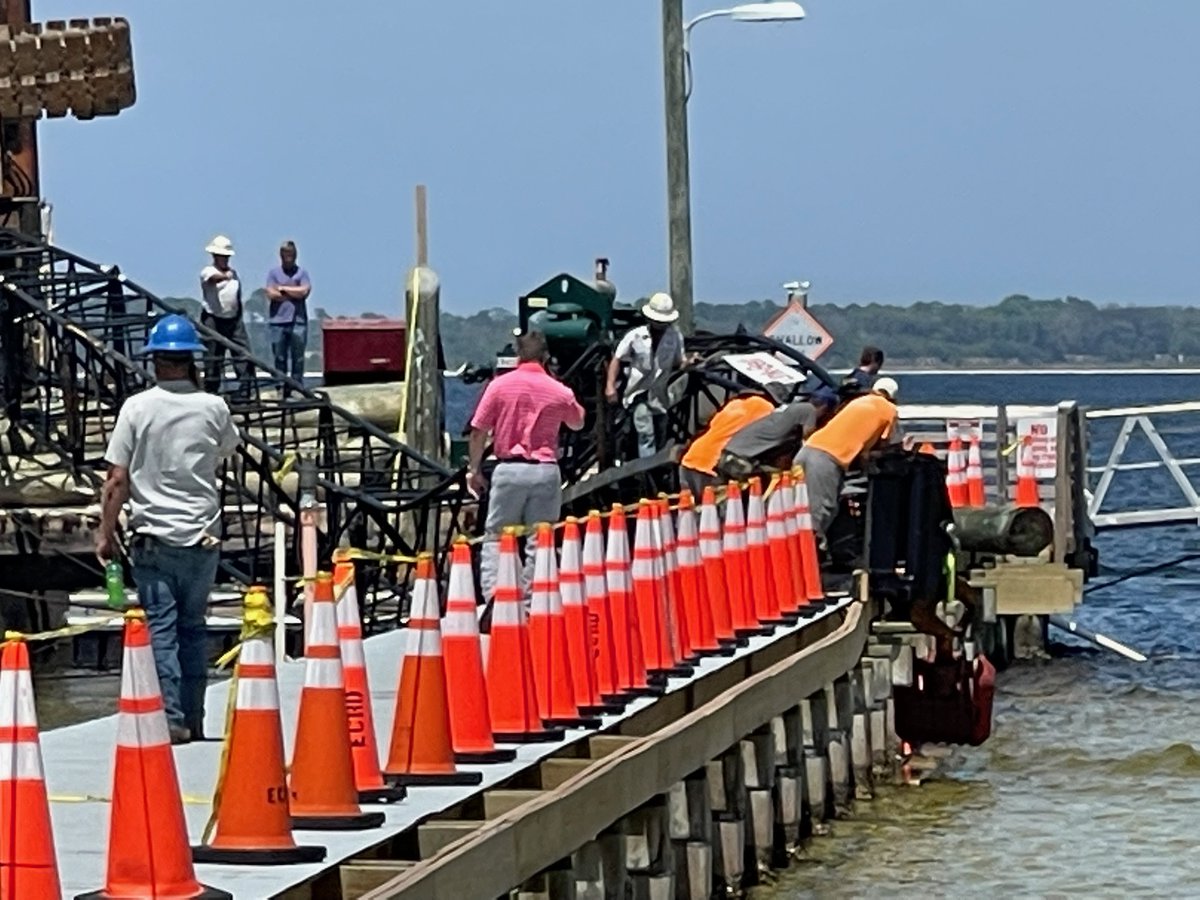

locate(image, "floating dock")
[[43, 592, 882, 898]]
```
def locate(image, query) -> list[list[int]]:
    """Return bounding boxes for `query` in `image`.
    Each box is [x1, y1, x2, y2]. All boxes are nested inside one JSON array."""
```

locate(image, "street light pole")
[[662, 0, 695, 335]]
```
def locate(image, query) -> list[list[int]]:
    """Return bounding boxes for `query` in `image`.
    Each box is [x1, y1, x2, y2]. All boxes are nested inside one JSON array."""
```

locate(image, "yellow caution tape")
[[272, 451, 298, 485], [50, 793, 210, 805], [3, 611, 128, 644]]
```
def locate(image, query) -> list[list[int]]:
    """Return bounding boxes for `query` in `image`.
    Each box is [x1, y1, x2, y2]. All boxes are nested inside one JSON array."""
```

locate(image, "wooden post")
[[415, 184, 428, 266], [995, 404, 1010, 499]]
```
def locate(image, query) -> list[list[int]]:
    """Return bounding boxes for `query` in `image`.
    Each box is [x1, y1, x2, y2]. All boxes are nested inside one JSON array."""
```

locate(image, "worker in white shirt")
[[604, 292, 686, 459], [199, 234, 253, 400]]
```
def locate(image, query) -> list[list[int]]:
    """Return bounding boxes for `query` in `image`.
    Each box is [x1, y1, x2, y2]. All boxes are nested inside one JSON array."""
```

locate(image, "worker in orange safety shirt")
[[677, 387, 781, 497]]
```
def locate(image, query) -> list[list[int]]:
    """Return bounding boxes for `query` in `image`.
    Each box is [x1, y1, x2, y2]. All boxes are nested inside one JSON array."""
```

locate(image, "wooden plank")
[[588, 735, 639, 759], [341, 860, 416, 897], [359, 599, 869, 900], [484, 789, 544, 819], [417, 821, 486, 858], [539, 758, 595, 790]]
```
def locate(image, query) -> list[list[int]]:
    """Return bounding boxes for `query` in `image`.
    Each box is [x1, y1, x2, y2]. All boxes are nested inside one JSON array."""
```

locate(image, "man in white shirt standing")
[[199, 234, 252, 400], [605, 292, 686, 459]]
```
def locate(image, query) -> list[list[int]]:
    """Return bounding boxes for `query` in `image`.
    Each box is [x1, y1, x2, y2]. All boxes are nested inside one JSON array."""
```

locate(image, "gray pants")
[[479, 461, 563, 604], [679, 465, 714, 499], [794, 445, 844, 539]]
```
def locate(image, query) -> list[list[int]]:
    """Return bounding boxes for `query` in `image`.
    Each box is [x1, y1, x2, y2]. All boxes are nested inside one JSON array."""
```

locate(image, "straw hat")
[[642, 292, 679, 323], [204, 234, 235, 257]]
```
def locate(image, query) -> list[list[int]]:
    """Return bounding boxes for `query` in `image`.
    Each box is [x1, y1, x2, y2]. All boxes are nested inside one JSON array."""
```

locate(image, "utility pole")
[[662, 0, 694, 335]]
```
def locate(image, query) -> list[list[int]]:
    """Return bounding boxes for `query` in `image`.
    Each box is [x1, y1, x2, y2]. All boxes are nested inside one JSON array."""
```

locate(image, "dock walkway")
[[43, 594, 854, 898]]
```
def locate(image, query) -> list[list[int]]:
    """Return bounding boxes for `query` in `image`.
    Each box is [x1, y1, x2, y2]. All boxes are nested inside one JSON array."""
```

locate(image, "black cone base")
[[544, 715, 603, 730], [647, 672, 669, 687], [291, 810, 386, 831], [493, 727, 567, 743], [626, 682, 665, 697], [601, 691, 638, 705], [388, 770, 484, 787], [650, 664, 693, 680], [579, 701, 625, 716], [80, 886, 232, 900], [192, 842, 327, 865], [728, 635, 751, 647], [454, 747, 519, 764], [359, 784, 408, 804], [757, 616, 790, 627], [735, 626, 772, 640], [703, 642, 738, 657]]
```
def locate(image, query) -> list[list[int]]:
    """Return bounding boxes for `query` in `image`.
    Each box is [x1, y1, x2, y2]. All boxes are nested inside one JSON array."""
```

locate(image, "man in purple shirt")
[[264, 240, 312, 394]]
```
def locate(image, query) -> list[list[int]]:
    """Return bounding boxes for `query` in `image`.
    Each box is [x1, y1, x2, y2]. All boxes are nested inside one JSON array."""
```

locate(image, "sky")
[[35, 0, 1200, 315]]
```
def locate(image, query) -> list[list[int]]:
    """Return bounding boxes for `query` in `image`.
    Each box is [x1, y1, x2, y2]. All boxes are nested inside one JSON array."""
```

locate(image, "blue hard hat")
[[143, 314, 204, 355]]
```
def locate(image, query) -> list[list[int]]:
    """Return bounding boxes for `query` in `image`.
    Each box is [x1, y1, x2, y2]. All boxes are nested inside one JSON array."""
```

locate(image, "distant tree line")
[[163, 293, 1200, 371]]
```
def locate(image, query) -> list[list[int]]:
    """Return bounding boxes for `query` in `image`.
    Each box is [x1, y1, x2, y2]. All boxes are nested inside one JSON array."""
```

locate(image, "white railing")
[[1084, 401, 1200, 529]]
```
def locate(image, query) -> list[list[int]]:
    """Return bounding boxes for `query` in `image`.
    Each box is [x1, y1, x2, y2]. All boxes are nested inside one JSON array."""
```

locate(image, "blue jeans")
[[131, 537, 219, 731], [270, 321, 307, 391]]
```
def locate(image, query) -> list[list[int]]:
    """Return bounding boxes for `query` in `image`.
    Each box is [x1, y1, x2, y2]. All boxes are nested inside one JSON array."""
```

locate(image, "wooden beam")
[[360, 599, 869, 900], [341, 860, 416, 897], [414, 184, 428, 266]]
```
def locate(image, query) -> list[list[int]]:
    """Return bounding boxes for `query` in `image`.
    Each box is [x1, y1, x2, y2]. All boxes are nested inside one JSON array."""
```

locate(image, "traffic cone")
[[967, 435, 986, 507], [384, 556, 483, 785], [946, 437, 967, 508], [78, 609, 231, 900], [1016, 435, 1040, 508], [333, 552, 406, 803], [766, 484, 800, 619], [290, 573, 386, 830], [192, 588, 326, 865], [699, 486, 739, 647], [606, 504, 661, 696], [723, 482, 762, 637], [442, 540, 517, 764], [792, 468, 826, 604], [583, 511, 627, 705], [675, 490, 727, 656], [779, 473, 809, 611], [747, 478, 786, 627], [561, 519, 620, 716], [529, 523, 600, 729], [487, 530, 565, 742], [0, 639, 60, 898], [656, 497, 697, 664], [918, 442, 937, 455], [634, 501, 689, 679]]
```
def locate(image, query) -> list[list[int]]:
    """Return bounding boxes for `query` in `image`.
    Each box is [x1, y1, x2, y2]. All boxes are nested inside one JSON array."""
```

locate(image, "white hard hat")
[[873, 376, 899, 399], [204, 234, 235, 257], [642, 292, 679, 323]]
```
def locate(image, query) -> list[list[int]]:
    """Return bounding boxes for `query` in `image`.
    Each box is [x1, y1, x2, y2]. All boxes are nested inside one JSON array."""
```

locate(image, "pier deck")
[[43, 594, 856, 898]]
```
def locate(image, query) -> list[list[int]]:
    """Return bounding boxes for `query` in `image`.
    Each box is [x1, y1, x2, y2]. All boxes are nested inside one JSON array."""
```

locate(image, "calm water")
[[770, 372, 1200, 898], [37, 373, 1200, 896]]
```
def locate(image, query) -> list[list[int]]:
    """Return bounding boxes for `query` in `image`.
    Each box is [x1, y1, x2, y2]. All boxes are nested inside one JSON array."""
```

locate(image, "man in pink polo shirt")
[[468, 331, 585, 603]]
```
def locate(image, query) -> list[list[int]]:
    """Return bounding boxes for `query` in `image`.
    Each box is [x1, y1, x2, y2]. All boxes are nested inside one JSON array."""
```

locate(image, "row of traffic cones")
[[946, 434, 1039, 509], [0, 474, 828, 896]]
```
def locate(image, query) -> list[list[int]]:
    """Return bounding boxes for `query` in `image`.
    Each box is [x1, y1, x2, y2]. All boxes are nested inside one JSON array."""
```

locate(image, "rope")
[[1084, 551, 1200, 595]]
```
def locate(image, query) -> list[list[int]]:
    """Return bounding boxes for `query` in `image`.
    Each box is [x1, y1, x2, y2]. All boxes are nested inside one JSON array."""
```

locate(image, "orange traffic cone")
[[746, 478, 786, 627], [634, 501, 689, 678], [766, 484, 801, 619], [583, 511, 627, 705], [333, 552, 406, 803], [560, 519, 619, 716], [442, 540, 516, 763], [193, 588, 326, 865], [530, 523, 599, 729], [779, 473, 809, 609], [967, 435, 986, 507], [656, 497, 697, 664], [675, 490, 727, 656], [793, 469, 826, 604], [384, 556, 483, 785], [78, 609, 231, 899], [0, 639, 61, 897], [699, 486, 739, 647], [918, 442, 937, 455], [606, 505, 661, 695], [946, 437, 967, 508], [290, 573, 386, 830], [723, 482, 762, 636], [1016, 435, 1040, 507], [487, 530, 565, 742]]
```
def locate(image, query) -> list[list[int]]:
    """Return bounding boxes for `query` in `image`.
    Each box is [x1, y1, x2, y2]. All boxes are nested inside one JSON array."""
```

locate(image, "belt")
[[495, 457, 556, 465]]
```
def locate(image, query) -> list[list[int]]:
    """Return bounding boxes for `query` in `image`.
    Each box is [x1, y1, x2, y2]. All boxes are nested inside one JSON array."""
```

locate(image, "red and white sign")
[[945, 419, 984, 442], [724, 352, 807, 386], [1016, 417, 1057, 479], [763, 302, 834, 360]]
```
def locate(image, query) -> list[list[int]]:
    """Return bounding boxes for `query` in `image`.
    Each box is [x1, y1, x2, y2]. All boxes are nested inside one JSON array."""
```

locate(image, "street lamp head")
[[729, 2, 806, 23]]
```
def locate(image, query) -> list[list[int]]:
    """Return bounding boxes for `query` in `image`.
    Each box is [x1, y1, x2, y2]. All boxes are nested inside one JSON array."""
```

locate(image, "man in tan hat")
[[605, 291, 686, 459], [199, 234, 252, 399]]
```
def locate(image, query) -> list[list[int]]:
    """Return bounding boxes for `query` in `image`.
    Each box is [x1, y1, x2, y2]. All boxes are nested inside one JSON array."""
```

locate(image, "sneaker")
[[168, 724, 192, 745]]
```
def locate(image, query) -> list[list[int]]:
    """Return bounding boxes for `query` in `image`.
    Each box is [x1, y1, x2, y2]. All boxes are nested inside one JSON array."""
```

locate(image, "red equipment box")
[[321, 318, 406, 386]]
